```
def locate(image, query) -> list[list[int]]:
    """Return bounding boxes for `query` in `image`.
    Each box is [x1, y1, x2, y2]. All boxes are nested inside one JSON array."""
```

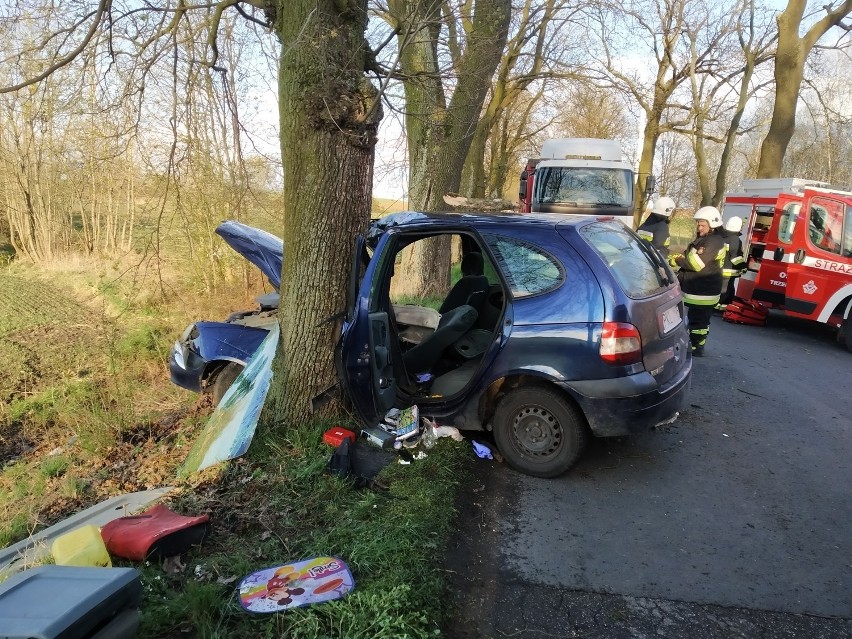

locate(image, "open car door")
[[783, 193, 852, 324], [335, 233, 398, 428]]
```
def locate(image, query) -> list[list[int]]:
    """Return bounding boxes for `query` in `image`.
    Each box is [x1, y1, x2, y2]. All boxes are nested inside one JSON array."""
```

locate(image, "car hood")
[[215, 220, 284, 291]]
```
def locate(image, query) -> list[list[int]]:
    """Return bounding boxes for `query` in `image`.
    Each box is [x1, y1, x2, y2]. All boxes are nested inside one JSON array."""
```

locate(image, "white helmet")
[[652, 196, 676, 217], [694, 206, 722, 228], [725, 216, 743, 233]]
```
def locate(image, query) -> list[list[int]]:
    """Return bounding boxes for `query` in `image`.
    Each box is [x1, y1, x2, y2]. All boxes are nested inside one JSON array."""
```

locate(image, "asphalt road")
[[444, 312, 852, 638]]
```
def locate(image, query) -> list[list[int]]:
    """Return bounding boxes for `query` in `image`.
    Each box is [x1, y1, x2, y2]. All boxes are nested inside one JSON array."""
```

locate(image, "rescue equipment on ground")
[[722, 298, 769, 326]]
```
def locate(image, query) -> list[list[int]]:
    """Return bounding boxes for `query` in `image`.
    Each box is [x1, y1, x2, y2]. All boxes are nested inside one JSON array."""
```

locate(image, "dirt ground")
[[0, 269, 198, 533]]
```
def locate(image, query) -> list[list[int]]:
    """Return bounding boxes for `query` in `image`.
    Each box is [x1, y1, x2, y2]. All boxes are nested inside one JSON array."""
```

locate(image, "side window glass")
[[844, 205, 852, 258], [808, 199, 842, 255], [482, 234, 563, 298], [580, 221, 667, 297], [777, 202, 800, 244]]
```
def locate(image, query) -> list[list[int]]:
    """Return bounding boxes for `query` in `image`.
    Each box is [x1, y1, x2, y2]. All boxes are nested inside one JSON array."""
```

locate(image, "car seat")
[[439, 252, 489, 314], [402, 304, 478, 374]]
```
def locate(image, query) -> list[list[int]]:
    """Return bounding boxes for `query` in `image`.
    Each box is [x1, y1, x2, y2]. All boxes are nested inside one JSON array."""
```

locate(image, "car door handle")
[[375, 345, 389, 369]]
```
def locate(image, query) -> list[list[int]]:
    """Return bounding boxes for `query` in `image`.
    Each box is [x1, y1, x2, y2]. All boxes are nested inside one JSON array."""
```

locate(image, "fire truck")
[[721, 178, 852, 350], [518, 138, 645, 227]]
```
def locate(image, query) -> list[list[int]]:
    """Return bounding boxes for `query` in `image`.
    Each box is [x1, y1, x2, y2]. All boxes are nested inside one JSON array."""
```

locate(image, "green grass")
[[0, 261, 473, 638], [135, 422, 471, 638]]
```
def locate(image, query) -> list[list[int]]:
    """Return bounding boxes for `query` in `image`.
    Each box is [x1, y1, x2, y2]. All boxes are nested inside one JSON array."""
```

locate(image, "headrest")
[[461, 252, 484, 276]]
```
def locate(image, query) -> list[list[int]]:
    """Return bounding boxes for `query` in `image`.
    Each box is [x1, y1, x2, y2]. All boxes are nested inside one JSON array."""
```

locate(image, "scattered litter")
[[381, 406, 420, 442], [398, 459, 411, 465], [434, 425, 464, 441], [323, 426, 356, 447], [217, 574, 239, 585], [238, 556, 354, 613], [412, 451, 428, 460], [420, 418, 438, 449], [416, 373, 433, 383], [472, 440, 493, 460], [100, 504, 210, 562], [360, 426, 396, 449], [723, 433, 729, 437], [162, 555, 185, 574], [51, 524, 111, 567]]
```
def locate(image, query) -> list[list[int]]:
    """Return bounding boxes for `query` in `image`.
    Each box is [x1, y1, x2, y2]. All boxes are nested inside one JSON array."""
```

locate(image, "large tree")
[[0, 1, 383, 426], [756, 0, 852, 178]]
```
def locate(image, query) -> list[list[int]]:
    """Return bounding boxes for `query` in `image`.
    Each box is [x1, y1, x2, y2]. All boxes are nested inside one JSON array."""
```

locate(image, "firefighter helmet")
[[694, 206, 722, 228], [725, 216, 743, 233], [651, 196, 676, 217]]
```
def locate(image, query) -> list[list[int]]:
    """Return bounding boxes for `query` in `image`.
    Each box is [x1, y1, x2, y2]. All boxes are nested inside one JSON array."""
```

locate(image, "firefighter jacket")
[[719, 228, 746, 278], [636, 214, 671, 258], [671, 231, 725, 306]]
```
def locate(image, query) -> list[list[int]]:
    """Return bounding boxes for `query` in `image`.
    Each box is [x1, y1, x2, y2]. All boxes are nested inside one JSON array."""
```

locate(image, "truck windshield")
[[535, 167, 632, 207]]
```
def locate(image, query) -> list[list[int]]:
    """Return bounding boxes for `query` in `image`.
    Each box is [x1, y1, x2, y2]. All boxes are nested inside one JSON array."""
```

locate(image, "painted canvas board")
[[181, 322, 279, 475], [238, 556, 355, 613]]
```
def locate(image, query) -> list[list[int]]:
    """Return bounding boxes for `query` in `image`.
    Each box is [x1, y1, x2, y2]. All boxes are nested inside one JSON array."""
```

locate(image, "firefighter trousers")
[[685, 302, 714, 351]]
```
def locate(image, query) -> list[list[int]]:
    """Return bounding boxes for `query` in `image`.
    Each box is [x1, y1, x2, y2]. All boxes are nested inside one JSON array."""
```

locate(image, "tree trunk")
[[393, 0, 511, 298], [757, 0, 852, 178], [261, 0, 382, 429]]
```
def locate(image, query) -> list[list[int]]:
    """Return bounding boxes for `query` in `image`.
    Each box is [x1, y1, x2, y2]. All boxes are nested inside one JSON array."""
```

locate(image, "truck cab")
[[519, 138, 635, 227], [723, 179, 852, 349]]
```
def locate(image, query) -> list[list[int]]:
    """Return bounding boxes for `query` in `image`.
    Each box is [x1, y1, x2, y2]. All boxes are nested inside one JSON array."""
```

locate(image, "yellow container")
[[51, 524, 112, 567]]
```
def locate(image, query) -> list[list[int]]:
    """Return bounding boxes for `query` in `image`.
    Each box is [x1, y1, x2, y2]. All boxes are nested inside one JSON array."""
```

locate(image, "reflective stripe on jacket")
[[674, 231, 725, 302]]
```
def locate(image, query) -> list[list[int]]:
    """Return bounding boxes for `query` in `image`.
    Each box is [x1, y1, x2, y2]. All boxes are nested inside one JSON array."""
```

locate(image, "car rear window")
[[482, 234, 564, 298], [579, 221, 670, 297]]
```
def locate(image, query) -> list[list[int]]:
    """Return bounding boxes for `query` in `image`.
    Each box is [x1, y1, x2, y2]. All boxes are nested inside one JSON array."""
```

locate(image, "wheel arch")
[[480, 372, 591, 433]]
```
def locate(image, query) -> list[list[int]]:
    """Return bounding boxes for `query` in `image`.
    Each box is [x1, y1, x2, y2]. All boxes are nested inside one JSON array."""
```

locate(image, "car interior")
[[384, 232, 504, 400]]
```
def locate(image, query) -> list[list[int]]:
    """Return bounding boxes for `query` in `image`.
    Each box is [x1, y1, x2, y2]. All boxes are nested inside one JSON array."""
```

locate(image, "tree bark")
[[261, 0, 382, 428]]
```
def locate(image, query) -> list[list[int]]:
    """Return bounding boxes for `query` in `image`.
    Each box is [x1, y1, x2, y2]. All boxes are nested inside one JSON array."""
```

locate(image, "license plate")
[[662, 305, 681, 333]]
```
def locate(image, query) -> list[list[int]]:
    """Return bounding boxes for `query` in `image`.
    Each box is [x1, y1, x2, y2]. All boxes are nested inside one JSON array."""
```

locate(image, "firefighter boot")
[[692, 346, 704, 357]]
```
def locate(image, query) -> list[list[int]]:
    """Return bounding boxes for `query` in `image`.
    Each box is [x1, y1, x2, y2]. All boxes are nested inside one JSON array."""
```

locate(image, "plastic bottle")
[[421, 420, 437, 449]]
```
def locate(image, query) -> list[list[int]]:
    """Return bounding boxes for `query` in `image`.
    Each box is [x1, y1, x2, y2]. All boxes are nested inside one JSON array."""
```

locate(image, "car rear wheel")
[[838, 318, 852, 353], [211, 362, 244, 406], [492, 386, 587, 478]]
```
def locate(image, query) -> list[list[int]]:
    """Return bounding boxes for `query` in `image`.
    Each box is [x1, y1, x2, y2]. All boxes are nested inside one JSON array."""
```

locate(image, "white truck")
[[518, 138, 642, 227]]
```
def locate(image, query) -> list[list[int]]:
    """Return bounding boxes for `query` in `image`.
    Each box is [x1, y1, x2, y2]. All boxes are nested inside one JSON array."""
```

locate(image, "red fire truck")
[[721, 178, 852, 350]]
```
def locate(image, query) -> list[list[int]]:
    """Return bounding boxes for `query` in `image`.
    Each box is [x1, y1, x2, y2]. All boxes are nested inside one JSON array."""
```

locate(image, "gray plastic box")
[[0, 565, 141, 639]]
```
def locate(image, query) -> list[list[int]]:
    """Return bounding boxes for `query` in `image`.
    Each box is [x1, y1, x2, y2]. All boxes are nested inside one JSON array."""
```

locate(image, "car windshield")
[[535, 167, 632, 207], [580, 221, 670, 297]]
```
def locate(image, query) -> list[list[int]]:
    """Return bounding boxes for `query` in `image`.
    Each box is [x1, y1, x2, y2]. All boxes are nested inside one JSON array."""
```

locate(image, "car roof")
[[368, 210, 614, 238]]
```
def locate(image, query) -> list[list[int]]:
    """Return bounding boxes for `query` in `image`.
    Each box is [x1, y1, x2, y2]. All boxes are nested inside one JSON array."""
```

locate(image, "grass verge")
[[136, 423, 471, 638]]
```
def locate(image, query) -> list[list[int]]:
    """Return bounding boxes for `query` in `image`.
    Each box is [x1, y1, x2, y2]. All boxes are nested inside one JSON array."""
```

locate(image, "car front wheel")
[[211, 362, 245, 407], [493, 386, 587, 478]]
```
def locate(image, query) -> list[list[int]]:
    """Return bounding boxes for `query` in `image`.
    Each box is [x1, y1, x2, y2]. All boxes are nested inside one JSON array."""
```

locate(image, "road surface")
[[444, 312, 852, 638]]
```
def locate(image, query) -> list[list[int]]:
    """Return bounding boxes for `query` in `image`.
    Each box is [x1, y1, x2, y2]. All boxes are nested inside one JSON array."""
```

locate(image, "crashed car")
[[168, 221, 283, 405], [173, 212, 692, 477]]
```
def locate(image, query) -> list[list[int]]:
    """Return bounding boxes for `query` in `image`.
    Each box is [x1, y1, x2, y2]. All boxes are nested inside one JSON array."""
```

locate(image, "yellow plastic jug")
[[51, 524, 112, 567]]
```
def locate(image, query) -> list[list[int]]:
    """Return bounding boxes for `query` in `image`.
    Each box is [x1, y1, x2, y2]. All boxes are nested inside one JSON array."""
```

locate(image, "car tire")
[[492, 386, 587, 478], [211, 362, 245, 407], [838, 318, 852, 353]]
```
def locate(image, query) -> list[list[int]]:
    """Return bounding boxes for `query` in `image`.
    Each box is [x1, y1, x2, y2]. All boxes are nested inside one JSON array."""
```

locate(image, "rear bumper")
[[560, 358, 692, 437]]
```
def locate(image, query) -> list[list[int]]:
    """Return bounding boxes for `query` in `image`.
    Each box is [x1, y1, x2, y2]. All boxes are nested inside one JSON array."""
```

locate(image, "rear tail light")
[[599, 322, 642, 365]]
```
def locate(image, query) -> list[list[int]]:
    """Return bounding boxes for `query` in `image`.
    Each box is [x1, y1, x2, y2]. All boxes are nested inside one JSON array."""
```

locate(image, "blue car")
[[173, 212, 692, 477], [168, 221, 283, 405]]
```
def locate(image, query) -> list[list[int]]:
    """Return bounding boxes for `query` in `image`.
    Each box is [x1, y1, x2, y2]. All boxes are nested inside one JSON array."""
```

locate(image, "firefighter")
[[668, 206, 725, 357], [637, 196, 675, 258], [716, 216, 747, 310]]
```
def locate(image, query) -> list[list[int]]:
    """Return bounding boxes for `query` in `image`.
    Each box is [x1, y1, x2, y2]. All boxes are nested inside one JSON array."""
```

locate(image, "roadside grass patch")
[[136, 422, 470, 638]]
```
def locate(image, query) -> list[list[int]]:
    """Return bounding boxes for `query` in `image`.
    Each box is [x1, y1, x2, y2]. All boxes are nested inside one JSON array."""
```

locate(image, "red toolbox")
[[323, 427, 356, 447]]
